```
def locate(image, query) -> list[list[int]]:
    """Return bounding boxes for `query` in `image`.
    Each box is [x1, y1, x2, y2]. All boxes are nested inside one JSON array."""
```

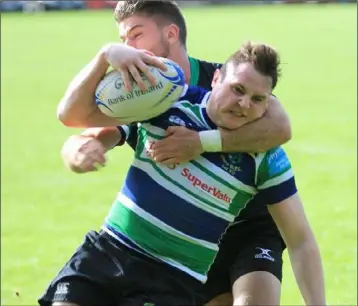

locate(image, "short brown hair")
[[114, 1, 187, 48], [221, 41, 281, 89]]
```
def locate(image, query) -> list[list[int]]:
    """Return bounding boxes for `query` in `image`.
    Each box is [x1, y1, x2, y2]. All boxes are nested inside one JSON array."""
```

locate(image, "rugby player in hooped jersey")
[[56, 1, 325, 306], [41, 39, 326, 305], [59, 2, 292, 304]]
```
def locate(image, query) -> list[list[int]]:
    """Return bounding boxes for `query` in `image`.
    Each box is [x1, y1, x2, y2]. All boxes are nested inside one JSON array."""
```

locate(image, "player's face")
[[118, 15, 171, 58], [207, 62, 272, 130]]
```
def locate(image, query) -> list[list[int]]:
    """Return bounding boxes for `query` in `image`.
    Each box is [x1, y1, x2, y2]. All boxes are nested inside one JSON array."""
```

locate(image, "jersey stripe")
[[107, 197, 217, 276], [120, 167, 230, 243], [132, 158, 234, 221], [191, 158, 257, 195], [258, 168, 294, 189]]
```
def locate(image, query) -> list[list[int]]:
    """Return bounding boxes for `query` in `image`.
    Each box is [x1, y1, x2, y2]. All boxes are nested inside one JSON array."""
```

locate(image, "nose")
[[237, 96, 250, 109], [124, 39, 136, 48]]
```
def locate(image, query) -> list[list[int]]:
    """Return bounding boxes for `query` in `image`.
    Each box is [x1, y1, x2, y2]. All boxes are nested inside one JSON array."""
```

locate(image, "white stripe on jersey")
[[132, 158, 234, 221], [193, 156, 257, 195], [101, 226, 208, 282], [179, 84, 189, 98], [141, 123, 165, 138], [258, 168, 294, 190], [171, 103, 207, 127], [117, 192, 219, 250]]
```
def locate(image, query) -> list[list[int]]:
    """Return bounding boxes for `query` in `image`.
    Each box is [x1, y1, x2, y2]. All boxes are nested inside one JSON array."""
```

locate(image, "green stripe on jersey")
[[136, 128, 230, 214], [135, 155, 230, 215], [230, 193, 253, 215], [256, 148, 292, 187], [107, 200, 217, 275], [179, 102, 206, 126], [189, 56, 200, 86]]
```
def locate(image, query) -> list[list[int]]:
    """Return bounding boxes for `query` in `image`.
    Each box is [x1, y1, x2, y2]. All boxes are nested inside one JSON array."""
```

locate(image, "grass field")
[[1, 3, 357, 305]]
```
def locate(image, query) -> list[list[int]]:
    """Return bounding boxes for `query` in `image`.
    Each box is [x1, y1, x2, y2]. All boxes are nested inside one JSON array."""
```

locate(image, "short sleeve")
[[255, 147, 298, 205]]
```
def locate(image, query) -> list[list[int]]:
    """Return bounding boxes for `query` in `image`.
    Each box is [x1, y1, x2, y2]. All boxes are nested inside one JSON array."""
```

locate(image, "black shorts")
[[204, 215, 286, 298], [38, 230, 207, 306]]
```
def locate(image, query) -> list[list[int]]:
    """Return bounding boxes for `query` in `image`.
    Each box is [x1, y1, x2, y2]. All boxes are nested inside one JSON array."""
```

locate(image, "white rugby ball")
[[95, 58, 185, 123]]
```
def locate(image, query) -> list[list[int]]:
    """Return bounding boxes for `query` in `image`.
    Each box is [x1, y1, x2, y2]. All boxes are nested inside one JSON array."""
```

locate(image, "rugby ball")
[[95, 58, 185, 123]]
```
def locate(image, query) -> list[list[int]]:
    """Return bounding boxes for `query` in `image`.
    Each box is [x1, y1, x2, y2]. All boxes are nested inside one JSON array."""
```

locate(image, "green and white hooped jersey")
[[104, 85, 297, 282]]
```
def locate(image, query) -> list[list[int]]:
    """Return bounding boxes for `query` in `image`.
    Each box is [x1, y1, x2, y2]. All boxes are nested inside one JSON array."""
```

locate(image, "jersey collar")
[[200, 92, 217, 129]]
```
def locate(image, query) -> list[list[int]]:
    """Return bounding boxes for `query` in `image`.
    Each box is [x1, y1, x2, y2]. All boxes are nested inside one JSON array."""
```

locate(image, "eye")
[[232, 86, 244, 95], [252, 96, 264, 103], [133, 33, 142, 39]]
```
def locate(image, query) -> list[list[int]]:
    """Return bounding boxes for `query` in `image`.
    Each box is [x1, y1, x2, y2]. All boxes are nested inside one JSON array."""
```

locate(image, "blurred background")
[[2, 1, 357, 305], [0, 0, 356, 12]]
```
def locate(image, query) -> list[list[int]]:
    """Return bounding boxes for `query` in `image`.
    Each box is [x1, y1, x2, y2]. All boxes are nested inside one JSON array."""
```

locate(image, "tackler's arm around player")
[[57, 43, 167, 128]]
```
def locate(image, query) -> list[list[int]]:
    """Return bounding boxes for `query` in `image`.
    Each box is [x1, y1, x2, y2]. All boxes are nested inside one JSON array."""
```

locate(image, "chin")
[[220, 118, 248, 130]]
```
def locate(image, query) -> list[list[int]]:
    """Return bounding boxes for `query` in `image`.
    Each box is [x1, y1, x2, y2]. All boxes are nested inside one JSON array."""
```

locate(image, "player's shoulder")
[[190, 56, 222, 90], [255, 146, 292, 179], [176, 84, 210, 106], [197, 58, 223, 70]]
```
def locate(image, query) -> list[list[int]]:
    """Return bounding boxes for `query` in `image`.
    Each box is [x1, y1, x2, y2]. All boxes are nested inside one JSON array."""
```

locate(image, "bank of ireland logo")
[[221, 154, 242, 175], [114, 78, 123, 90]]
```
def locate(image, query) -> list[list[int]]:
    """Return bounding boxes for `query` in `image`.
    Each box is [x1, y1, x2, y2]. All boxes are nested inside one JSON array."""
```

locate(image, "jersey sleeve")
[[255, 147, 297, 205], [116, 123, 138, 150]]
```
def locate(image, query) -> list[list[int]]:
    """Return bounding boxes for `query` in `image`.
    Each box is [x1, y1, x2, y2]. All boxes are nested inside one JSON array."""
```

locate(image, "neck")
[[206, 98, 216, 125], [168, 46, 191, 84]]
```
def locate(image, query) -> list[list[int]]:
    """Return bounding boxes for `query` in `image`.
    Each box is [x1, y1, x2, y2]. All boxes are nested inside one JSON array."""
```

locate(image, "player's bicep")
[[268, 193, 312, 249]]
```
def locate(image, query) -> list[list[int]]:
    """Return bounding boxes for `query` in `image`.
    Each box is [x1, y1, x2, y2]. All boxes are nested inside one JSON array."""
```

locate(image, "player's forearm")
[[219, 97, 292, 153], [57, 46, 120, 128], [288, 237, 326, 305], [81, 127, 123, 152]]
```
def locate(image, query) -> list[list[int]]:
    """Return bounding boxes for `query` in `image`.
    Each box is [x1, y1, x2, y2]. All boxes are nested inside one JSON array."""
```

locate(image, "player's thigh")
[[205, 293, 233, 306], [38, 230, 124, 306], [232, 271, 281, 305], [229, 230, 285, 305]]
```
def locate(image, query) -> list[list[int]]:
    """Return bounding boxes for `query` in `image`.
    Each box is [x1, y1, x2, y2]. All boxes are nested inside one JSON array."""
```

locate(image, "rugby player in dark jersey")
[[58, 1, 297, 305]]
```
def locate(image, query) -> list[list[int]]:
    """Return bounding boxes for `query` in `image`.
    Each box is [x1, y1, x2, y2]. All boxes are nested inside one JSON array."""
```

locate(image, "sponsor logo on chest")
[[181, 168, 232, 204]]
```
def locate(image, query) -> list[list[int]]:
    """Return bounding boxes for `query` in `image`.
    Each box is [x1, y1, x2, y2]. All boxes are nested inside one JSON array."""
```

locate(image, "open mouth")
[[229, 110, 245, 117]]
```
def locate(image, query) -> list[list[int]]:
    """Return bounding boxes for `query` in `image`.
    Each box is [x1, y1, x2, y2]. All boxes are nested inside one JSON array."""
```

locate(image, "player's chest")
[[136, 126, 258, 209]]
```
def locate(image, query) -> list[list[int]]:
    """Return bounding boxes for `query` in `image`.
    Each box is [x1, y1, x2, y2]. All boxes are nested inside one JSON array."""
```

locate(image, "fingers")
[[152, 149, 177, 163], [139, 49, 155, 56], [142, 53, 168, 72], [117, 51, 167, 91], [136, 60, 156, 86], [73, 146, 106, 173], [160, 159, 179, 166], [128, 64, 146, 91], [164, 126, 177, 137], [74, 155, 106, 173], [121, 68, 132, 91]]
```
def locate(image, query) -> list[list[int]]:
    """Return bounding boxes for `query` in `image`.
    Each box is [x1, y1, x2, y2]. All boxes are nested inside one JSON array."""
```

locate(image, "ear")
[[211, 69, 222, 88], [165, 24, 180, 45]]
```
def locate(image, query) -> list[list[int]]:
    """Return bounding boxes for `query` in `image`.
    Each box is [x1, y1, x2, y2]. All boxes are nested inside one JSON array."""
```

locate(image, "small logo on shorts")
[[255, 247, 275, 262], [54, 282, 69, 296], [143, 303, 155, 306]]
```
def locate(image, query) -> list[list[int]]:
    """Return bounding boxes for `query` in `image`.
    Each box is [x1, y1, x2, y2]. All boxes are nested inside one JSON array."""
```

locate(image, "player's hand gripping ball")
[[95, 58, 185, 124]]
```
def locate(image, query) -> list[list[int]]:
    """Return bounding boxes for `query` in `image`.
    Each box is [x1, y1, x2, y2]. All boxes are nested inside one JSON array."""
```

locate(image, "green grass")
[[1, 4, 357, 305]]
